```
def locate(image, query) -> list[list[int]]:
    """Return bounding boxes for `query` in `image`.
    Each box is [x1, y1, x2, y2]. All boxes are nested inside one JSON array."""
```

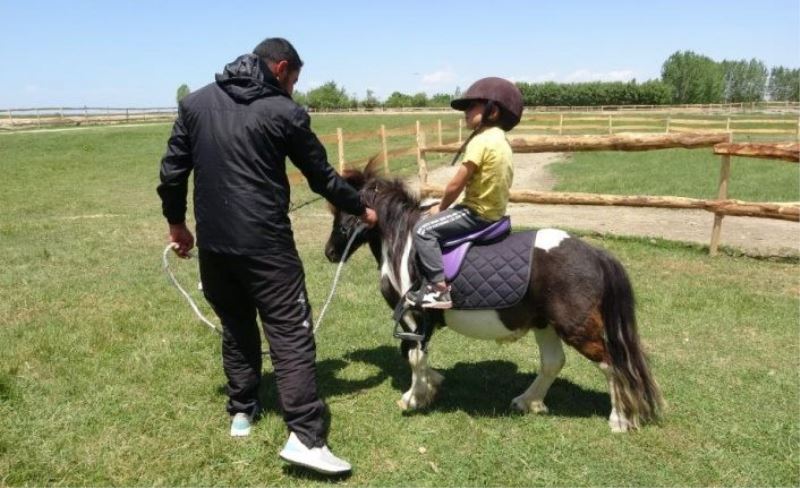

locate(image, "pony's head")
[[324, 156, 383, 263], [324, 156, 421, 263]]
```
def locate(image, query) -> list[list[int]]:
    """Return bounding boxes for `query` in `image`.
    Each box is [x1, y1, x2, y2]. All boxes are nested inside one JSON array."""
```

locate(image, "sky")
[[1, 0, 798, 108]]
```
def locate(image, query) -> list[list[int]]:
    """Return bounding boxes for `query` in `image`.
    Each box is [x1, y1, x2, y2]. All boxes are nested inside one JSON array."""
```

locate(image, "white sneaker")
[[278, 432, 352, 475], [230, 412, 252, 437]]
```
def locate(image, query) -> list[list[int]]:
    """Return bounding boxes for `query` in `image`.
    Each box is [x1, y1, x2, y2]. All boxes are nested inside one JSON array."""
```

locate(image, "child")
[[405, 77, 524, 309]]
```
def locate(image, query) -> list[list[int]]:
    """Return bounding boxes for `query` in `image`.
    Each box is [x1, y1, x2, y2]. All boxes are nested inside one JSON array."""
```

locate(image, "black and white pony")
[[324, 162, 663, 432]]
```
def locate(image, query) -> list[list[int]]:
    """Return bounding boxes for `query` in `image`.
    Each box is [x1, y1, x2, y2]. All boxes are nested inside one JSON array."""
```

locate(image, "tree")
[[385, 91, 413, 108], [362, 89, 380, 110], [430, 93, 452, 107], [306, 81, 350, 110], [411, 92, 429, 107], [176, 84, 190, 104], [292, 90, 308, 107], [722, 58, 767, 103], [767, 66, 800, 101], [661, 50, 724, 104]]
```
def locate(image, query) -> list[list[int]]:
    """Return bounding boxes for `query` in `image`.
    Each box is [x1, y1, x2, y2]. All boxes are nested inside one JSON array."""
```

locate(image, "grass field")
[[1, 118, 798, 486]]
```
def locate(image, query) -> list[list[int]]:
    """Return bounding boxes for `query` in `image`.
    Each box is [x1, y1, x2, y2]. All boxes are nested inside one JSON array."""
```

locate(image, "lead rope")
[[162, 222, 366, 336], [162, 244, 221, 334]]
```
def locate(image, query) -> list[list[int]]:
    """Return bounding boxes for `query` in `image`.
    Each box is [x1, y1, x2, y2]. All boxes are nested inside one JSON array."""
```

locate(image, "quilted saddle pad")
[[448, 230, 536, 310]]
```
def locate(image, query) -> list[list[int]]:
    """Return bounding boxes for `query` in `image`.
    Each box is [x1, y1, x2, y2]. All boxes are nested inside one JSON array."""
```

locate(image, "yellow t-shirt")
[[460, 127, 513, 221]]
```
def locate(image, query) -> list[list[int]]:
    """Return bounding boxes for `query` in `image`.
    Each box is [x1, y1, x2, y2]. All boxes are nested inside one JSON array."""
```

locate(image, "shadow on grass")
[[216, 345, 609, 420], [347, 346, 609, 419]]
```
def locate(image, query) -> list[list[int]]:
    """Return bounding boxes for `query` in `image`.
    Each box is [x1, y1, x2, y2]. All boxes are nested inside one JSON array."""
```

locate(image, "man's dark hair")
[[253, 38, 303, 71]]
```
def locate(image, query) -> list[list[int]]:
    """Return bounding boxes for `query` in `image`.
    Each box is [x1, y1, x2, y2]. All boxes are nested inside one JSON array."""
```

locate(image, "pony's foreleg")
[[595, 362, 634, 433], [511, 325, 565, 414], [398, 343, 443, 410]]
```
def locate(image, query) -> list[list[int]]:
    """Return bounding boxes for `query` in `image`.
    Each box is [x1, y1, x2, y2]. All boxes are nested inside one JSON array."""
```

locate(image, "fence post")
[[608, 115, 613, 134], [7, 109, 13, 126], [726, 116, 731, 133], [458, 119, 463, 143], [336, 128, 345, 173], [437, 119, 443, 146], [709, 133, 733, 256], [380, 124, 389, 173], [84, 106, 89, 123], [126, 108, 129, 123], [665, 116, 671, 133], [416, 120, 428, 185], [559, 113, 564, 135]]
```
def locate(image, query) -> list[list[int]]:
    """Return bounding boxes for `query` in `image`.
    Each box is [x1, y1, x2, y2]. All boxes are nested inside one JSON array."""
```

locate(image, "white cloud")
[[421, 68, 457, 85], [511, 73, 558, 83], [564, 69, 636, 82], [512, 70, 638, 84]]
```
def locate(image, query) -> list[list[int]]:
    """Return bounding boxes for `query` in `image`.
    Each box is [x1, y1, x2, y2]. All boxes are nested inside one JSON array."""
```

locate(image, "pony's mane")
[[340, 168, 420, 211], [341, 168, 422, 267]]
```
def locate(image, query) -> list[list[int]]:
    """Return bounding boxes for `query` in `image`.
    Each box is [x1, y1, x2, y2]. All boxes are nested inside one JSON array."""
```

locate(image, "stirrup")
[[393, 320, 426, 342], [392, 301, 426, 342]]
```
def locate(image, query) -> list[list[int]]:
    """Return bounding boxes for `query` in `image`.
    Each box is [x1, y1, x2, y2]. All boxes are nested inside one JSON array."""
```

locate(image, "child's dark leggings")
[[413, 205, 494, 284]]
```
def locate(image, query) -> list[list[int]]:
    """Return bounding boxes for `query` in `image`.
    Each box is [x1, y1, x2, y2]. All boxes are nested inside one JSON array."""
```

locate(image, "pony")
[[324, 161, 663, 432]]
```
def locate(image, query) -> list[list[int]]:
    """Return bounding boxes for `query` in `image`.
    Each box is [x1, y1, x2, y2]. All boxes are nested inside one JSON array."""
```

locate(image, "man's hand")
[[169, 223, 195, 258], [359, 207, 378, 228]]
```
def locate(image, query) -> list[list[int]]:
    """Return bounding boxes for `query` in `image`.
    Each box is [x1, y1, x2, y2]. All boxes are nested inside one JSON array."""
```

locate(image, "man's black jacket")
[[157, 54, 365, 254]]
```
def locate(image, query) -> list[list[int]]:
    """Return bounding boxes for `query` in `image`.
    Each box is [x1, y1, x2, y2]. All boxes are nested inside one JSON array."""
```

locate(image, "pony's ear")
[[341, 168, 366, 189], [363, 153, 384, 179]]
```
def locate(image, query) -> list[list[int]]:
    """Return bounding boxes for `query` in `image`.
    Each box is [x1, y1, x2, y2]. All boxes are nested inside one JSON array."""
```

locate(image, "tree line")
[[176, 51, 799, 108]]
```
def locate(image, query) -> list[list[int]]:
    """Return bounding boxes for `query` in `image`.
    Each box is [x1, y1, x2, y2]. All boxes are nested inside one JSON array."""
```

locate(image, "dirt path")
[[418, 153, 799, 257]]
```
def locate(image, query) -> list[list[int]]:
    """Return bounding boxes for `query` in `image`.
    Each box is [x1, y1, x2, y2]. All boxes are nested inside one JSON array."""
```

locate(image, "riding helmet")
[[450, 77, 524, 131]]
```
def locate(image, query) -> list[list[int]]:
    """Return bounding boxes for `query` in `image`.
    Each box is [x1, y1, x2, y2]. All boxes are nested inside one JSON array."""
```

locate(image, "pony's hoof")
[[608, 412, 633, 432], [399, 391, 422, 410], [511, 397, 548, 414], [428, 370, 444, 388]]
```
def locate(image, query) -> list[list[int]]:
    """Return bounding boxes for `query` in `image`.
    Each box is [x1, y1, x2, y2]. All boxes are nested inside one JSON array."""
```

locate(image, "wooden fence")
[[317, 119, 465, 173], [417, 133, 799, 256], [516, 113, 800, 137]]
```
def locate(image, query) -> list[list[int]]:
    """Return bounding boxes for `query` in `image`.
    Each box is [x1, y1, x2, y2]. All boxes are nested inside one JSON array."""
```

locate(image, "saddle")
[[442, 216, 512, 281], [393, 217, 536, 342]]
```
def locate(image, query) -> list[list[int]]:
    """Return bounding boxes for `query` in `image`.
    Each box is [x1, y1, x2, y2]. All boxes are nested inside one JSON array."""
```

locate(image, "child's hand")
[[429, 204, 441, 216]]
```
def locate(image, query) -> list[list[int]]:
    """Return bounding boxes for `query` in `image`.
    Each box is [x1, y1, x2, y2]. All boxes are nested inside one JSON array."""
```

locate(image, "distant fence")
[[2, 101, 798, 130], [418, 133, 799, 256], [516, 113, 800, 137], [0, 106, 177, 129], [525, 101, 800, 113]]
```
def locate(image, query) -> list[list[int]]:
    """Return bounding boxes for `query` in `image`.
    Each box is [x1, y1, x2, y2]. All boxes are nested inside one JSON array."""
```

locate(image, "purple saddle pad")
[[442, 217, 511, 282]]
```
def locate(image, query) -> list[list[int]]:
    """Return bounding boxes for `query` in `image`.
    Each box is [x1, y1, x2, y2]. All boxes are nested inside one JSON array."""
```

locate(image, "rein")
[[162, 221, 367, 337]]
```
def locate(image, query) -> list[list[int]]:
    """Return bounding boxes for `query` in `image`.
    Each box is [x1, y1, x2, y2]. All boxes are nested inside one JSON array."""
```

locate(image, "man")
[[157, 37, 377, 475]]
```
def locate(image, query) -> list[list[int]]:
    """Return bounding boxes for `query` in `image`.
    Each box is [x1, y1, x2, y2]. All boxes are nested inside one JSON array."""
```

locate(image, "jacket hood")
[[215, 54, 286, 103]]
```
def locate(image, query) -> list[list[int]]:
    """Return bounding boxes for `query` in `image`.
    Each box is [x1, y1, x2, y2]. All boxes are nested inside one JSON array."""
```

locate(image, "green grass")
[[550, 148, 800, 202], [1, 121, 798, 486]]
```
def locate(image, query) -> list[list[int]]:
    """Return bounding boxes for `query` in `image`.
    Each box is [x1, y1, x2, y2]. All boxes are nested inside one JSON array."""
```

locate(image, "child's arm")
[[433, 161, 477, 214]]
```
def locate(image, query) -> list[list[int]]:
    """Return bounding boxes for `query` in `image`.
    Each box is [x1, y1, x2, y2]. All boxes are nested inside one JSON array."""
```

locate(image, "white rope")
[[161, 244, 221, 334], [313, 222, 366, 334], [162, 223, 367, 336]]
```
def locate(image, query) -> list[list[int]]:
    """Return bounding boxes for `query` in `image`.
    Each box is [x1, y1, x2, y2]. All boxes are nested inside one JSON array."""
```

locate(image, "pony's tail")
[[598, 250, 664, 428]]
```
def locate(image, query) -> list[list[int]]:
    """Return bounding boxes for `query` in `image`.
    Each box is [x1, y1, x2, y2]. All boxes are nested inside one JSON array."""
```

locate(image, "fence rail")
[[418, 133, 799, 256]]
